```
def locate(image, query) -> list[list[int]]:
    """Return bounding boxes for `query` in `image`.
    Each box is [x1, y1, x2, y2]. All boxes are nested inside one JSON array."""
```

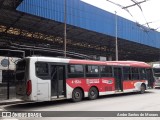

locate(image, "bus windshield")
[[153, 68, 160, 78]]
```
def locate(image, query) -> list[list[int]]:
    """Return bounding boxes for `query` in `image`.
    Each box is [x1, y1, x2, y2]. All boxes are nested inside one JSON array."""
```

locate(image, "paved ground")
[[1, 89, 160, 120]]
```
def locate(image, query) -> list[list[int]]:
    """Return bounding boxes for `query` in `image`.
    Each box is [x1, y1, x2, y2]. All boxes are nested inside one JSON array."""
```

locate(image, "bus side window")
[[139, 68, 147, 79], [86, 65, 99, 77], [100, 66, 112, 77], [35, 62, 49, 79], [123, 67, 131, 80], [68, 64, 84, 78], [131, 67, 139, 80]]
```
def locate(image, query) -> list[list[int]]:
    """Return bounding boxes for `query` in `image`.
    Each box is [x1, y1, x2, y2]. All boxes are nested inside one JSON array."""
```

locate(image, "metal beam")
[[4, 12, 24, 32], [0, 0, 5, 8]]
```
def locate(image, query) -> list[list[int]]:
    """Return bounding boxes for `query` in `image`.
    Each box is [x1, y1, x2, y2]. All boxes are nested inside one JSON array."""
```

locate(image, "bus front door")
[[114, 67, 123, 92], [146, 68, 154, 88], [50, 65, 66, 99]]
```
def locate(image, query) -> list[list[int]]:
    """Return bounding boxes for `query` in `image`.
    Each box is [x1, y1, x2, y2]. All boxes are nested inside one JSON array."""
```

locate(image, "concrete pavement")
[[0, 99, 23, 105]]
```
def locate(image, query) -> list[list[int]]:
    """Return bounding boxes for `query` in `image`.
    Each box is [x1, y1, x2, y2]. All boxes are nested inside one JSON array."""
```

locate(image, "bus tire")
[[72, 88, 83, 102], [139, 84, 146, 94], [88, 87, 98, 100]]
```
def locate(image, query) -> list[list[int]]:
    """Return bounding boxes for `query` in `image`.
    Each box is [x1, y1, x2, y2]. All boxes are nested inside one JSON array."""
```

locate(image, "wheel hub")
[[91, 91, 95, 96], [75, 92, 80, 98]]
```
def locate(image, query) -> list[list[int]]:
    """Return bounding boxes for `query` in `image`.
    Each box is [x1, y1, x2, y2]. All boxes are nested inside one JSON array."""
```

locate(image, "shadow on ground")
[[4, 90, 154, 111]]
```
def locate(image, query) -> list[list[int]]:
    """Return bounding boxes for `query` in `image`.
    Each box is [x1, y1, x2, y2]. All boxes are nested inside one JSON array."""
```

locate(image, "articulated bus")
[[15, 57, 154, 102]]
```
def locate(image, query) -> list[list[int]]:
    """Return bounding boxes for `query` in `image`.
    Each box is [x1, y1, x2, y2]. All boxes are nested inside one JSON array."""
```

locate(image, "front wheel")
[[72, 88, 83, 102], [88, 87, 98, 100]]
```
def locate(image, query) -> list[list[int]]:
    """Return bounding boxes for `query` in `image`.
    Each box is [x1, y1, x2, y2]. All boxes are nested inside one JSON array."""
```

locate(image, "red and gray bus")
[[15, 56, 154, 102]]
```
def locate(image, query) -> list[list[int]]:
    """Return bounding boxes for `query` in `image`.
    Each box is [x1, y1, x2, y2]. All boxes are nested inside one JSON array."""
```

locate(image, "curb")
[[0, 99, 24, 105]]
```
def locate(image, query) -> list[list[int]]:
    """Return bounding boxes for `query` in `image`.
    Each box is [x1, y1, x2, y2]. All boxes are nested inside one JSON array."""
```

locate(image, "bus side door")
[[50, 65, 66, 99], [146, 68, 154, 88], [113, 67, 123, 92]]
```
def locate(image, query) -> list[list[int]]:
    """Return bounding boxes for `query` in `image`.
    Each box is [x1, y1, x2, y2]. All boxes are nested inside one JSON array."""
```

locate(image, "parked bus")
[[152, 64, 160, 88], [153, 68, 160, 88], [15, 56, 154, 102]]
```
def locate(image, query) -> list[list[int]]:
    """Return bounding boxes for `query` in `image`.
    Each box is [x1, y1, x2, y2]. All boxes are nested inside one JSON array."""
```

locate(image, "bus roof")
[[70, 59, 151, 68], [27, 56, 151, 68]]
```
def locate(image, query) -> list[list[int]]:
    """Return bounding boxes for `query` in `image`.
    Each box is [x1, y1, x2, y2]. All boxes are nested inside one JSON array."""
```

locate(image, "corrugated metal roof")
[[17, 0, 160, 48]]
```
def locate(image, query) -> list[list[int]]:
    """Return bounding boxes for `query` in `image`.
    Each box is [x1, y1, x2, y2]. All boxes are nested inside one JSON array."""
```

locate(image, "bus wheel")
[[88, 87, 98, 100], [72, 88, 83, 102], [140, 84, 145, 94]]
